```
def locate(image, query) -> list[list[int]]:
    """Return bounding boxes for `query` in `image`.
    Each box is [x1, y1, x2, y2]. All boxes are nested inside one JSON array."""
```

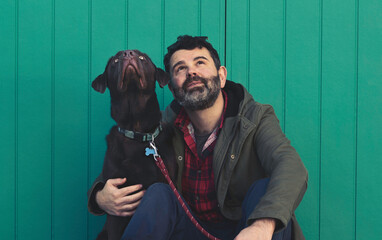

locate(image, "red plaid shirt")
[[174, 91, 228, 222]]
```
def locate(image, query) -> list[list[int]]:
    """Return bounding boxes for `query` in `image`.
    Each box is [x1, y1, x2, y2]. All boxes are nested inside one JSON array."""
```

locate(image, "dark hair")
[[163, 35, 221, 73]]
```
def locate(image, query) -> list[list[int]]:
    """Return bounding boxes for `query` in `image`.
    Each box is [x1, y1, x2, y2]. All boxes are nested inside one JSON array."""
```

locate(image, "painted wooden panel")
[[1, 0, 381, 239], [200, 0, 226, 67], [284, 1, 321, 240], [357, 0, 382, 239], [321, 1, 357, 239], [248, 0, 285, 127], [0, 1, 16, 239], [53, 0, 89, 239], [226, 0, 250, 88], [17, 0, 53, 239], [89, 0, 127, 239]]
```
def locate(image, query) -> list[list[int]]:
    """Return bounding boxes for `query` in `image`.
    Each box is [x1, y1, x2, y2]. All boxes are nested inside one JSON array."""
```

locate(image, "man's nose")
[[187, 66, 198, 77]]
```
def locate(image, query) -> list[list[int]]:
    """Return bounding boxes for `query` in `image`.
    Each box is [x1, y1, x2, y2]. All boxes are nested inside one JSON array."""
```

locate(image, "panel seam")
[[51, 0, 56, 239], [161, 0, 165, 107], [199, 0, 201, 35], [319, 0, 323, 239], [87, 0, 92, 239], [15, 0, 19, 239], [126, 0, 128, 49], [224, 0, 227, 68], [247, 0, 250, 91], [355, 0, 359, 238], [283, 0, 287, 132]]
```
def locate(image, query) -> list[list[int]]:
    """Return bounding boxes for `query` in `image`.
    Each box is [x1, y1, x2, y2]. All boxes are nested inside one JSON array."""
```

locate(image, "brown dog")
[[92, 50, 177, 240]]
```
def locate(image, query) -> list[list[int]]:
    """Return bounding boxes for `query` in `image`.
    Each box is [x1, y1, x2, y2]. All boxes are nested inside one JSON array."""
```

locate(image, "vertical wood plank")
[[200, 0, 226, 67], [226, 0, 249, 88], [164, 0, 200, 45], [357, 0, 382, 239], [89, 0, 127, 238], [53, 0, 89, 239], [285, 1, 321, 239], [0, 0, 17, 239], [164, 0, 200, 106], [320, 1, 357, 239], [249, 0, 285, 127], [127, 0, 165, 109], [17, 0, 53, 239]]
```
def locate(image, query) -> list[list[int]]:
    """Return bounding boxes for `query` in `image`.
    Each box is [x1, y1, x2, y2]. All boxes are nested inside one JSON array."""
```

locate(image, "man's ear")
[[218, 66, 227, 88], [155, 68, 171, 88], [92, 73, 107, 93]]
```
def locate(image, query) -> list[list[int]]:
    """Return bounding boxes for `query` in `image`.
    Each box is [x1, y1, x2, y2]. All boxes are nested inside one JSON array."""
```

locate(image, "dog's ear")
[[92, 73, 107, 93], [155, 68, 170, 88]]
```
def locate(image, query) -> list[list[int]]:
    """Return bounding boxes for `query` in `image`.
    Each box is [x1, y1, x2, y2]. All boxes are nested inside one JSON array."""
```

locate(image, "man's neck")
[[185, 91, 225, 135]]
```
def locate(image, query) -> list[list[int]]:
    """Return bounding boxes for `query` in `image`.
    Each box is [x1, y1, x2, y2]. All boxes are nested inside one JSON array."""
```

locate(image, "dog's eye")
[[138, 56, 144, 60], [114, 59, 119, 63]]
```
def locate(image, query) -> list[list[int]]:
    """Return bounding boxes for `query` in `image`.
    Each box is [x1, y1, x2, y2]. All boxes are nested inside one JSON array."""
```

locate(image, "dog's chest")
[[104, 134, 162, 187]]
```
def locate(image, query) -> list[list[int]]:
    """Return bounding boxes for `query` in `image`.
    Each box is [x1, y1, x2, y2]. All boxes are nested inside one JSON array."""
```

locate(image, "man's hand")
[[234, 218, 276, 240], [95, 178, 145, 217]]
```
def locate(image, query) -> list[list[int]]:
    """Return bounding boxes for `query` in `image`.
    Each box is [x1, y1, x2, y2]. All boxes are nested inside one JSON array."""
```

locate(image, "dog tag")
[[145, 147, 156, 156]]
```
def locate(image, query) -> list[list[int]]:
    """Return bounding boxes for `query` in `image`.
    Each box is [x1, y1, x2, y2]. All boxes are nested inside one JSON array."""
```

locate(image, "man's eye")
[[177, 66, 186, 72], [197, 60, 205, 65]]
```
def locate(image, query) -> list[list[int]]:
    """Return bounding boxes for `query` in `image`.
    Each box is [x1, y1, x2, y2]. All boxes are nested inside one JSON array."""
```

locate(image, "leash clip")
[[150, 141, 160, 159], [145, 136, 160, 160]]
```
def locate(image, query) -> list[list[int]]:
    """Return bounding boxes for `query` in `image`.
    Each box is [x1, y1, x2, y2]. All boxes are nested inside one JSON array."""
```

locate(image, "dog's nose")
[[124, 50, 135, 58]]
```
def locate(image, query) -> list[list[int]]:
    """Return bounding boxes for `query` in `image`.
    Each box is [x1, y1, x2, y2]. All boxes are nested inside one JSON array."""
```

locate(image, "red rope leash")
[[147, 141, 221, 240]]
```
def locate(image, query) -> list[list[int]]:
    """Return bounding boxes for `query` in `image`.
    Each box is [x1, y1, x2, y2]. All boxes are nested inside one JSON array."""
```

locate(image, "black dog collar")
[[118, 124, 162, 142]]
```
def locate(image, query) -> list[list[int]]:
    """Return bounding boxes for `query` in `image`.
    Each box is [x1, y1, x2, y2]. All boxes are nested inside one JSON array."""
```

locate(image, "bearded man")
[[88, 35, 308, 240]]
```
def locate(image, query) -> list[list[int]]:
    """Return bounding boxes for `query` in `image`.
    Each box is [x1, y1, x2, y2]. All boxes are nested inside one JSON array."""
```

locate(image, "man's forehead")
[[170, 47, 212, 65]]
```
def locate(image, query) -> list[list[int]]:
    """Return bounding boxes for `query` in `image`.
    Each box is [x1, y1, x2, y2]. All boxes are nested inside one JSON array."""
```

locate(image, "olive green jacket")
[[162, 81, 308, 239]]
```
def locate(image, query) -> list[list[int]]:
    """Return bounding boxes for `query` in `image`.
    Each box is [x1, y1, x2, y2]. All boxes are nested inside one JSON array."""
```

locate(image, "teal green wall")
[[1, 0, 381, 239]]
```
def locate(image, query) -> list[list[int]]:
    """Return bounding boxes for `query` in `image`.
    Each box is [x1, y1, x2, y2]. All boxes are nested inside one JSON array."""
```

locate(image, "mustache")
[[182, 76, 208, 91]]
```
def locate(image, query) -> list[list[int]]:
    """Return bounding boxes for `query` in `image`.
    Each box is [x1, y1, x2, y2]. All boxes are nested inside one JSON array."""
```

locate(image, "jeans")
[[121, 178, 292, 240]]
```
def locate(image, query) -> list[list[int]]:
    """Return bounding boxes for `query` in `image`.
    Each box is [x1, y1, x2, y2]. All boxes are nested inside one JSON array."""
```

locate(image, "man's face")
[[169, 48, 225, 111]]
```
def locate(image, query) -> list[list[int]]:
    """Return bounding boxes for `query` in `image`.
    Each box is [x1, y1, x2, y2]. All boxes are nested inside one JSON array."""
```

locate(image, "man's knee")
[[243, 178, 270, 208], [146, 183, 172, 194], [143, 183, 174, 203], [122, 183, 179, 240], [239, 178, 271, 228]]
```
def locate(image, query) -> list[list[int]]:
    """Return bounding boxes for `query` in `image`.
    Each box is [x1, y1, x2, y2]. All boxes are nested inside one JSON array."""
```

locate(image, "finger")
[[119, 190, 145, 206], [113, 190, 145, 217], [112, 200, 139, 217], [119, 184, 143, 196], [122, 198, 142, 211], [118, 209, 136, 217], [107, 178, 127, 187], [114, 198, 143, 217]]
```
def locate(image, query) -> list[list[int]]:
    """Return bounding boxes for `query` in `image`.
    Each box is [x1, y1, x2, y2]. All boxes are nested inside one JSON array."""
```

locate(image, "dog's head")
[[92, 50, 170, 94]]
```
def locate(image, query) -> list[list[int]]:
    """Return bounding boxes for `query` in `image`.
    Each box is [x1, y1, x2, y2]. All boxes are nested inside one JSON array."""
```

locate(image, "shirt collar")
[[174, 90, 228, 138]]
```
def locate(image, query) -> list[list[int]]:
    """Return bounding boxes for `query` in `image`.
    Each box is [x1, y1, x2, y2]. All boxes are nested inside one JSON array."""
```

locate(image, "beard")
[[170, 74, 221, 111]]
